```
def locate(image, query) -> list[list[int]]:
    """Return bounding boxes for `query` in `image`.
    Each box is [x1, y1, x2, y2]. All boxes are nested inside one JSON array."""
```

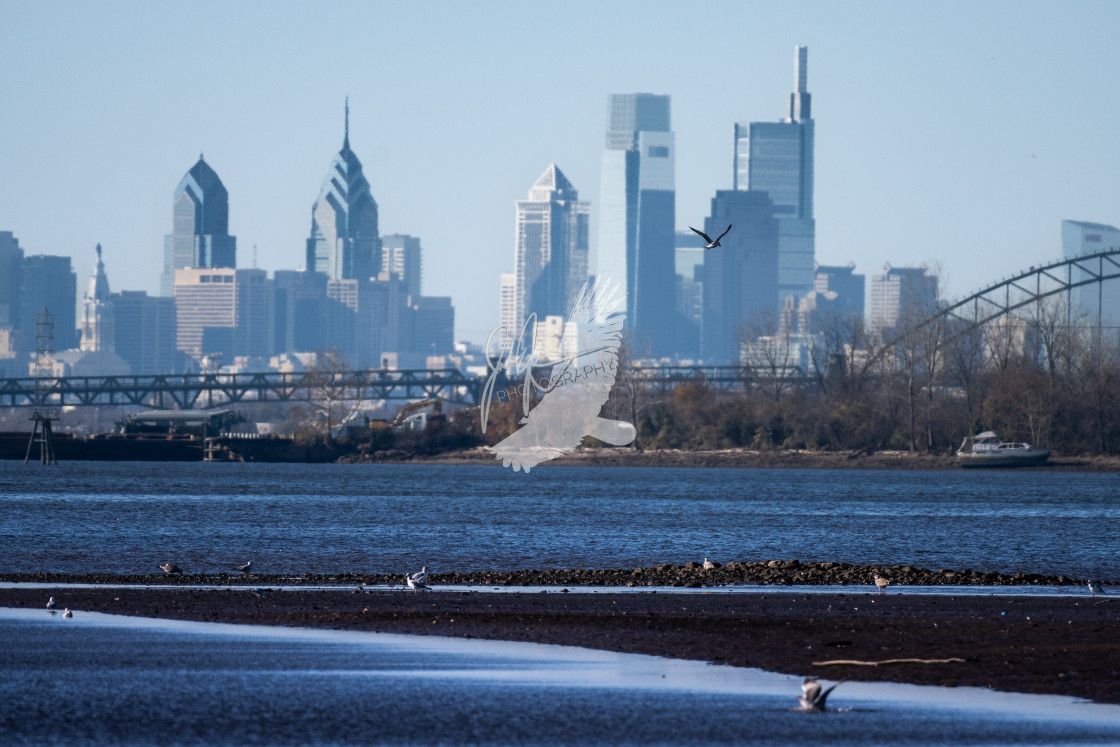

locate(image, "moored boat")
[[956, 431, 1051, 468]]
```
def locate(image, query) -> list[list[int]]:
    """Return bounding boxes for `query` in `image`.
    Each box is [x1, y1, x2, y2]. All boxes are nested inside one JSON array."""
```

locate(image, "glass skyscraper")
[[161, 155, 238, 297], [598, 93, 677, 356], [510, 164, 589, 349], [306, 101, 380, 281], [733, 46, 815, 302]]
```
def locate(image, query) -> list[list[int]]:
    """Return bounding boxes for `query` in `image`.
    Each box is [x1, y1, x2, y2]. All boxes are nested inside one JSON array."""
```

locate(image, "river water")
[[2, 609, 1118, 747], [1, 461, 1117, 579]]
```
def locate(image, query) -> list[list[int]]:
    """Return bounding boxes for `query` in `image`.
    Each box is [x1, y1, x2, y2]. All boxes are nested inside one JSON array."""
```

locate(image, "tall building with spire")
[[161, 155, 237, 296], [306, 100, 380, 281], [79, 243, 113, 352], [598, 94, 677, 356], [733, 46, 816, 302], [507, 164, 589, 351]]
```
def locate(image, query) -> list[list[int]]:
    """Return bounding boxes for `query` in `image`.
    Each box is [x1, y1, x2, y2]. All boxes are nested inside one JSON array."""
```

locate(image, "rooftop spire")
[[343, 97, 350, 151]]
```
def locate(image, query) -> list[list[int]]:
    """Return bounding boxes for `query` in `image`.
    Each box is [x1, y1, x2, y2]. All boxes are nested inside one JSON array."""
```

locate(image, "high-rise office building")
[[1061, 219, 1120, 325], [0, 231, 23, 328], [381, 234, 422, 298], [701, 190, 780, 363], [111, 290, 177, 373], [814, 262, 865, 319], [598, 93, 677, 356], [306, 101, 380, 281], [273, 269, 329, 354], [173, 267, 271, 361], [79, 244, 113, 352], [497, 273, 517, 350], [19, 254, 77, 352], [161, 155, 237, 296], [867, 264, 938, 332], [511, 164, 589, 351], [733, 46, 815, 302]]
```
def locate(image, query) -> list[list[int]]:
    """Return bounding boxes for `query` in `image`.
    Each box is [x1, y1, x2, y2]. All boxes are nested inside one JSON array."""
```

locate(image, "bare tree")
[[300, 349, 358, 444], [739, 308, 800, 404]]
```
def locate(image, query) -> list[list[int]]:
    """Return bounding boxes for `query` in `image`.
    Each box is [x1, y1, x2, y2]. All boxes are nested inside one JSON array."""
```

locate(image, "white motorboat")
[[956, 431, 1051, 468]]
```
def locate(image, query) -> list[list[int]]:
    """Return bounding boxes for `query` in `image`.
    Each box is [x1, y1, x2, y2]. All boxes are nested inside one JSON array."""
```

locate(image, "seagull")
[[797, 677, 842, 711], [62, 609, 73, 618], [235, 561, 252, 574], [689, 224, 732, 250], [702, 557, 716, 570], [159, 563, 183, 575], [1088, 579, 1107, 596], [873, 574, 890, 594], [46, 596, 57, 612], [406, 566, 429, 591]]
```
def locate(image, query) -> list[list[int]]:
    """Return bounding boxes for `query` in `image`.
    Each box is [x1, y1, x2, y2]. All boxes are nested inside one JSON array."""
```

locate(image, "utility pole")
[[24, 306, 59, 464]]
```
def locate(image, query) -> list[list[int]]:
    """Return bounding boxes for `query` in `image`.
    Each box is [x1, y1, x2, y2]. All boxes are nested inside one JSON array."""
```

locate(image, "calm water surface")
[[1, 461, 1116, 578], [2, 609, 1118, 747]]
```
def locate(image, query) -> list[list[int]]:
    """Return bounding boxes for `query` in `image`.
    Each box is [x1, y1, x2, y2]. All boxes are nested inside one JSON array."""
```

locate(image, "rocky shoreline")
[[1, 559, 1097, 588]]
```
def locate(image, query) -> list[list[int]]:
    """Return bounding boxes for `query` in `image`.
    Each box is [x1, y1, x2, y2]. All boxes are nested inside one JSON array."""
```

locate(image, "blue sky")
[[2, 0, 1118, 342]]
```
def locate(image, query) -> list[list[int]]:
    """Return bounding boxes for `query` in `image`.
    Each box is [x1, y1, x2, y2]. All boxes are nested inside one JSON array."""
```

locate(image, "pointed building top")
[[530, 164, 576, 196], [199, 152, 205, 162], [343, 97, 350, 151], [95, 242, 102, 261]]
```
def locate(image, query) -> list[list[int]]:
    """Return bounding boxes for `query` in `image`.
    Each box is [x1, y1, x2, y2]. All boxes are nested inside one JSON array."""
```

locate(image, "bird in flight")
[[797, 677, 843, 711], [689, 224, 732, 249]]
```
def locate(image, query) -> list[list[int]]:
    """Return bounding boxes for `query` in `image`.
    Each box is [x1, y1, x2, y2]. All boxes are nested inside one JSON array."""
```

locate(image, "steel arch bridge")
[[937, 248, 1120, 330], [869, 248, 1120, 366]]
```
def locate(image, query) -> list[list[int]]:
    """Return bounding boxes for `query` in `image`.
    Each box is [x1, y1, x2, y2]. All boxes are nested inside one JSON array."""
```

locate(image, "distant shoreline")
[[350, 446, 1120, 472]]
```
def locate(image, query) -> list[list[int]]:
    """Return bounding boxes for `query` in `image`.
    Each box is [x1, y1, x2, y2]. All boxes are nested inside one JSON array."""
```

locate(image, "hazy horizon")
[[3, 0, 1118, 343]]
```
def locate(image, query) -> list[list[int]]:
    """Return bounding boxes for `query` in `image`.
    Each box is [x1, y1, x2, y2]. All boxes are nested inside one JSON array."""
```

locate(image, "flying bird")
[[489, 278, 635, 472], [406, 566, 429, 591], [873, 574, 890, 594], [235, 561, 252, 574], [159, 563, 183, 575], [689, 224, 732, 249], [62, 609, 73, 618], [46, 596, 57, 612], [1088, 579, 1107, 596], [797, 677, 843, 711]]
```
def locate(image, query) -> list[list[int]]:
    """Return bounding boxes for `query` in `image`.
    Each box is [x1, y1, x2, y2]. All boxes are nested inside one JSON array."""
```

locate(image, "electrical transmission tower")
[[24, 306, 59, 464]]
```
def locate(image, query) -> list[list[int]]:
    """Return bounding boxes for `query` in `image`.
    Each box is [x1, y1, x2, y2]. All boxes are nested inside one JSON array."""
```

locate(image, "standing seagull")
[[873, 574, 890, 594], [62, 609, 73, 618], [46, 596, 58, 612], [1088, 579, 1107, 596], [235, 561, 252, 575], [689, 224, 732, 249], [797, 677, 842, 711], [406, 566, 429, 591]]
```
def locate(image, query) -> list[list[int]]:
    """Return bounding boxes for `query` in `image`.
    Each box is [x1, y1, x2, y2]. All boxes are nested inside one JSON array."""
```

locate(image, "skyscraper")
[[19, 254, 77, 352], [111, 290, 177, 373], [867, 264, 938, 332], [306, 101, 380, 281], [161, 155, 237, 296], [511, 164, 589, 351], [733, 46, 815, 302], [381, 234, 422, 298], [701, 190, 780, 363], [814, 262, 866, 319], [598, 93, 677, 356], [0, 231, 23, 328], [173, 267, 271, 361], [1061, 219, 1120, 325]]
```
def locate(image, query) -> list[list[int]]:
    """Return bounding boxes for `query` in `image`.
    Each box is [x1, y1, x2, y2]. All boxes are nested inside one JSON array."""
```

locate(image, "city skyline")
[[3, 2, 1120, 343]]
